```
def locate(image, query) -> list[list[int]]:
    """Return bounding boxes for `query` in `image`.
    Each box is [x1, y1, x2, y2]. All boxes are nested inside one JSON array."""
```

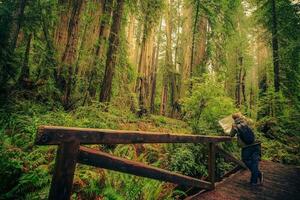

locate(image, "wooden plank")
[[35, 126, 232, 145], [208, 143, 216, 189], [220, 165, 242, 180], [77, 146, 212, 190], [48, 141, 79, 200], [215, 145, 248, 170]]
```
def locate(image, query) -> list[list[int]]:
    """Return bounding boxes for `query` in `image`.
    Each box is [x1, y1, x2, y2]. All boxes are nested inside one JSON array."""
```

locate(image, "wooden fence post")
[[208, 142, 216, 189], [48, 141, 79, 200]]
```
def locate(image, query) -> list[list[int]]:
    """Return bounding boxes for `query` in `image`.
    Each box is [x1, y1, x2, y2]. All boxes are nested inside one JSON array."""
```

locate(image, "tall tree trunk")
[[74, 23, 88, 87], [61, 0, 84, 109], [99, 0, 125, 103], [242, 68, 247, 105], [82, 0, 110, 103], [235, 53, 247, 108], [150, 45, 157, 114], [249, 84, 254, 116], [95, 0, 113, 59], [0, 0, 27, 87], [150, 21, 162, 113], [74, 20, 89, 106], [160, 83, 168, 115], [19, 33, 32, 86], [55, 0, 71, 65], [127, 14, 136, 65], [180, 3, 192, 97], [190, 0, 200, 80], [40, 17, 57, 81], [235, 49, 241, 107], [136, 0, 162, 115], [167, 0, 175, 116], [134, 22, 143, 73], [160, 0, 174, 116], [194, 16, 208, 74], [172, 1, 183, 117], [136, 30, 148, 111], [257, 39, 268, 95], [95, 0, 114, 103], [136, 27, 155, 115], [9, 0, 27, 51], [271, 0, 280, 92]]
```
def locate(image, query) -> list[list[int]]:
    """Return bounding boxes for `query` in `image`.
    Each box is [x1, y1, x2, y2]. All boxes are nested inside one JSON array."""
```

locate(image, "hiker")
[[230, 112, 263, 186]]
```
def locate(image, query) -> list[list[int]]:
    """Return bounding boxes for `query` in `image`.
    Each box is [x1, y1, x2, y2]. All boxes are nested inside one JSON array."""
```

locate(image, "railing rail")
[[35, 126, 246, 200], [35, 126, 233, 145]]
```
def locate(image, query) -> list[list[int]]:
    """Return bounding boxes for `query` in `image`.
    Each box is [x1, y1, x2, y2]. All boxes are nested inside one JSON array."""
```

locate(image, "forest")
[[0, 0, 299, 199]]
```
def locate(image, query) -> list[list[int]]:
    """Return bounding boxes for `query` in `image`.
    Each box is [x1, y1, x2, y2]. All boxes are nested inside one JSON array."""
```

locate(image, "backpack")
[[236, 122, 255, 145]]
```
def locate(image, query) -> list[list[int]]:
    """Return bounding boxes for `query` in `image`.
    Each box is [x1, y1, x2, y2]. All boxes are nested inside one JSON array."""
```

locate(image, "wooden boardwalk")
[[187, 161, 300, 200]]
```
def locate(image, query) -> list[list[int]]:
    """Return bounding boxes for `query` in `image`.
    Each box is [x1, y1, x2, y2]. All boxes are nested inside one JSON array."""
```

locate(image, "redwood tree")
[[60, 0, 84, 108], [99, 0, 125, 102]]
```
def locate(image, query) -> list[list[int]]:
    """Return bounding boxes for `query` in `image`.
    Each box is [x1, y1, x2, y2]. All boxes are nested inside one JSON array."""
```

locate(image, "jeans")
[[242, 144, 262, 184]]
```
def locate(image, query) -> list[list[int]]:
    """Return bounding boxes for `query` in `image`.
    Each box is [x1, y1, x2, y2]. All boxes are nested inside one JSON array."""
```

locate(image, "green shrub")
[[167, 144, 208, 177], [182, 74, 236, 134]]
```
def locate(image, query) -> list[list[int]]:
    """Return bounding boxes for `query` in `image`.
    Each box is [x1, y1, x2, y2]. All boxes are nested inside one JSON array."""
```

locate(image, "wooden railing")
[[35, 126, 247, 200]]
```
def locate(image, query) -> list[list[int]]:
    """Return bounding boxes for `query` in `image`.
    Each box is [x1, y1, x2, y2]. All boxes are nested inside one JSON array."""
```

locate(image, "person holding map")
[[227, 112, 264, 186]]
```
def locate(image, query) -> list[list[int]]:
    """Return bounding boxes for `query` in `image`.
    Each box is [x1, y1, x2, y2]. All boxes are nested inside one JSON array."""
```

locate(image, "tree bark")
[[167, 0, 176, 116], [95, 0, 113, 58], [180, 3, 193, 97], [194, 16, 208, 74], [190, 0, 200, 80], [9, 0, 27, 51], [160, 83, 168, 115], [235, 49, 241, 107], [242, 68, 247, 105], [136, 27, 156, 115], [0, 0, 27, 87], [19, 33, 32, 86], [55, 0, 71, 64], [99, 0, 125, 103], [127, 14, 136, 65], [271, 0, 280, 92], [81, 0, 109, 103], [150, 21, 162, 113], [61, 0, 84, 109], [160, 0, 174, 116]]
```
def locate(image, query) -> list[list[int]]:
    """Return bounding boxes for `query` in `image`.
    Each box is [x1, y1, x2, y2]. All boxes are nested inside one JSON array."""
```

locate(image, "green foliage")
[[102, 187, 124, 200], [258, 88, 300, 136], [74, 167, 103, 199], [0, 126, 52, 199], [139, 0, 165, 36], [104, 146, 170, 200], [167, 142, 237, 180], [0, 0, 18, 90], [3, 166, 51, 200], [0, 136, 24, 195], [168, 144, 208, 177], [182, 74, 236, 133]]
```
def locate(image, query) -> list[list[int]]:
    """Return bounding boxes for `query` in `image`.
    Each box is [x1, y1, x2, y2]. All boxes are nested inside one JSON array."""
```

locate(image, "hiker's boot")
[[258, 172, 264, 185]]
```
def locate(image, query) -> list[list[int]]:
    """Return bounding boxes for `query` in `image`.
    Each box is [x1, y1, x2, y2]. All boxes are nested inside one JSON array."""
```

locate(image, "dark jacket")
[[230, 118, 247, 147], [230, 118, 260, 148]]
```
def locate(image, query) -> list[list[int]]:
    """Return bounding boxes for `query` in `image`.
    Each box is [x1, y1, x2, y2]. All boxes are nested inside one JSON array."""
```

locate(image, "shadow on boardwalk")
[[187, 161, 300, 200]]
